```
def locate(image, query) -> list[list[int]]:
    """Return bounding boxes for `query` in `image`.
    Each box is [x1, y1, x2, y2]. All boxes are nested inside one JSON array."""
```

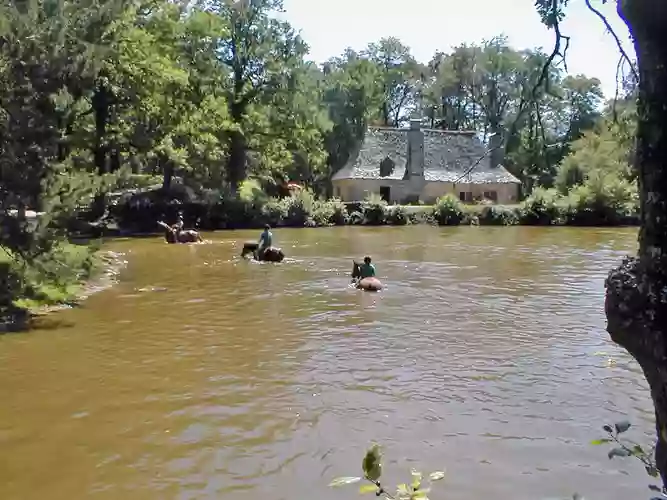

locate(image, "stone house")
[[331, 120, 521, 204]]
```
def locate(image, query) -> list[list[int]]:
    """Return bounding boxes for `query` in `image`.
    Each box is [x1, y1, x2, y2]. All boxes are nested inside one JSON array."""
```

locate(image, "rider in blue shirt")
[[257, 224, 273, 258]]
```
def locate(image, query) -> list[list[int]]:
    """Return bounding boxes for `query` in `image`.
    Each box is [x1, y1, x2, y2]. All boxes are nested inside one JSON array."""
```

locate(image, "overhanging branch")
[[584, 0, 638, 83]]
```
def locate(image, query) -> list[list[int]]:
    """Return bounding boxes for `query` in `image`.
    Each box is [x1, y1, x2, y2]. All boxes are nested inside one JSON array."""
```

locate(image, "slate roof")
[[332, 126, 521, 184]]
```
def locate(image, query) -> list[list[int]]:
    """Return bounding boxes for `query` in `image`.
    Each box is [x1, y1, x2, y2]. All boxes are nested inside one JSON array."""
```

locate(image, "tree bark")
[[92, 83, 110, 176], [606, 0, 667, 487], [227, 130, 247, 193]]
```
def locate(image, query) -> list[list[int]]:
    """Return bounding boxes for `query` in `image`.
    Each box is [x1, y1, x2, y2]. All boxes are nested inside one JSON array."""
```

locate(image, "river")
[[0, 226, 655, 500]]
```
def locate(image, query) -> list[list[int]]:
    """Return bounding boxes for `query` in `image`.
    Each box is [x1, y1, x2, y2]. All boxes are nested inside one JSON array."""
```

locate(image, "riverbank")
[[0, 245, 127, 332], [107, 189, 639, 234]]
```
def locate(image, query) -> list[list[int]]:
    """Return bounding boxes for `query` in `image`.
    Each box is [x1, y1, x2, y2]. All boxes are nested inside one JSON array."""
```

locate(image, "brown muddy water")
[[0, 226, 654, 500]]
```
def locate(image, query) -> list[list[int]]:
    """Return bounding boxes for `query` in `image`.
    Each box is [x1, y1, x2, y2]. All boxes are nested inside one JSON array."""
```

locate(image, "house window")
[[459, 191, 473, 202], [483, 190, 498, 202]]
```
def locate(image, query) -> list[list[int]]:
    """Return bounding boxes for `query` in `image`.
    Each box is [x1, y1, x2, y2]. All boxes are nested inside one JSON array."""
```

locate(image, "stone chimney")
[[407, 118, 424, 178]]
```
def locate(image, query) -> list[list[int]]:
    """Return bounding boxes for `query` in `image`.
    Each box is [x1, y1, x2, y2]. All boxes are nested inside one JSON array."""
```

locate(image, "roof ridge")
[[367, 126, 478, 136]]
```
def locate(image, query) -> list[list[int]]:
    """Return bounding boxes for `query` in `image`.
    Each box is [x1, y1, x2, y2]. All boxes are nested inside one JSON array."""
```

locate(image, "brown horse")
[[351, 260, 383, 291], [157, 221, 203, 243], [241, 242, 285, 262]]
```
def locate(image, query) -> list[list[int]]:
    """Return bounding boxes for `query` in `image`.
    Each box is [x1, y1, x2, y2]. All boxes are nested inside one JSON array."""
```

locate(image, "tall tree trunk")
[[227, 131, 247, 192], [90, 83, 110, 218], [606, 0, 667, 487], [162, 156, 174, 191], [92, 83, 109, 175]]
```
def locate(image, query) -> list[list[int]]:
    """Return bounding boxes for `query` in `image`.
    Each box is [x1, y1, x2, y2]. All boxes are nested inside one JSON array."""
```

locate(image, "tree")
[[558, 74, 604, 147], [212, 0, 308, 190], [0, 0, 118, 260], [535, 0, 667, 489], [321, 50, 383, 190], [362, 37, 422, 126]]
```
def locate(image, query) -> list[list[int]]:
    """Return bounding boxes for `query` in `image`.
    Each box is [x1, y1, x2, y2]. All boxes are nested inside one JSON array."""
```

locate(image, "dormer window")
[[379, 156, 395, 177]]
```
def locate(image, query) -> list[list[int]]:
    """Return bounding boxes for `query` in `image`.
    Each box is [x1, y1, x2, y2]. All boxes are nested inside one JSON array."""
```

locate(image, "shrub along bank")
[[110, 179, 639, 232], [0, 243, 106, 331]]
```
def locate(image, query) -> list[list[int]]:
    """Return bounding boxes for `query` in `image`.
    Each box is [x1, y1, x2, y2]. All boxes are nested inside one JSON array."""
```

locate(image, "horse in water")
[[241, 242, 285, 262], [351, 260, 383, 291], [157, 221, 203, 243]]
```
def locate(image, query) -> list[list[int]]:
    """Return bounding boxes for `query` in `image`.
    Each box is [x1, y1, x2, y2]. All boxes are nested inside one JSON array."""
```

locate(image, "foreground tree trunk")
[[606, 0, 667, 487]]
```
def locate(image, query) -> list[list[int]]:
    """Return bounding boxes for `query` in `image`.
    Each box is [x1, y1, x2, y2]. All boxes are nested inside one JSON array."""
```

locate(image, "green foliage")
[[1, 243, 101, 313], [478, 205, 520, 226], [239, 179, 269, 205], [591, 420, 664, 498], [386, 205, 409, 225], [329, 445, 446, 500], [282, 189, 316, 227], [361, 193, 388, 225], [564, 173, 639, 225], [556, 121, 635, 193], [312, 197, 348, 226], [519, 187, 566, 225], [432, 195, 464, 225]]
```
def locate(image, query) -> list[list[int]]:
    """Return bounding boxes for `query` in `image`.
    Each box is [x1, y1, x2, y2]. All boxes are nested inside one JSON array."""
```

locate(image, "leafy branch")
[[328, 444, 446, 500], [591, 420, 665, 499]]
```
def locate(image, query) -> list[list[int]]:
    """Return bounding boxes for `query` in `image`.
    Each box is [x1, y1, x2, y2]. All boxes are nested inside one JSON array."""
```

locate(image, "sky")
[[279, 0, 635, 99]]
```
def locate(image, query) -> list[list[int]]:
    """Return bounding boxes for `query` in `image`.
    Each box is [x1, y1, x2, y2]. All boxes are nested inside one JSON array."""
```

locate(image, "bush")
[[238, 178, 268, 205], [519, 187, 566, 225], [361, 193, 388, 225], [312, 197, 348, 226], [564, 173, 639, 225], [260, 198, 286, 226], [283, 189, 316, 227], [1, 243, 101, 312], [386, 205, 409, 225], [432, 194, 464, 225], [348, 211, 364, 225], [209, 194, 259, 229], [478, 205, 520, 225]]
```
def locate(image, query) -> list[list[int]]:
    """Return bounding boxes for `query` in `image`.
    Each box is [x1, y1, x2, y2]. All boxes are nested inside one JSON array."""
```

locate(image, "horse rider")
[[172, 212, 184, 233], [256, 224, 273, 259], [358, 256, 376, 280]]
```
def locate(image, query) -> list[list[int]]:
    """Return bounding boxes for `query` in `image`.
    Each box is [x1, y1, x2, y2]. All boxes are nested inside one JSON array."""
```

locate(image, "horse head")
[[241, 242, 258, 258], [351, 260, 362, 279], [164, 228, 177, 243]]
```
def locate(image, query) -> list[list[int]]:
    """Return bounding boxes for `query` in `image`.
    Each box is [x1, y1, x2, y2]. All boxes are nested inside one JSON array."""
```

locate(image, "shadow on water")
[[0, 226, 652, 500]]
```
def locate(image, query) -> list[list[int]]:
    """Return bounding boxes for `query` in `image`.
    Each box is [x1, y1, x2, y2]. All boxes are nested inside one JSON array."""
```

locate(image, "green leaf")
[[359, 484, 378, 494], [608, 447, 632, 459], [428, 471, 446, 481], [614, 420, 631, 434], [328, 476, 361, 487], [362, 444, 382, 482], [590, 438, 612, 445], [632, 444, 645, 455]]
